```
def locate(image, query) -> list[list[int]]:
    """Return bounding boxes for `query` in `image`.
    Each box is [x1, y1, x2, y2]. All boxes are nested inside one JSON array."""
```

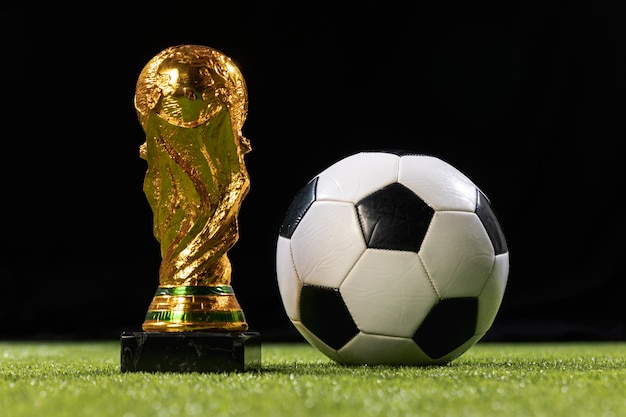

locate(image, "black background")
[[1, 2, 624, 341]]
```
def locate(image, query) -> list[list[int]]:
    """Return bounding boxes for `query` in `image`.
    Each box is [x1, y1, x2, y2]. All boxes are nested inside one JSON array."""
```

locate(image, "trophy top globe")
[[134, 44, 248, 136]]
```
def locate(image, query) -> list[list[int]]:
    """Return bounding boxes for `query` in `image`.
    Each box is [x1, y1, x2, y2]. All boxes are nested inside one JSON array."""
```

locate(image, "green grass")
[[1, 341, 625, 417]]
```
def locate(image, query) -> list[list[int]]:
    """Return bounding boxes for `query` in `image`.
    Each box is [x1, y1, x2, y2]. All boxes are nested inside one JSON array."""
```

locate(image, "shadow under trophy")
[[120, 45, 261, 372]]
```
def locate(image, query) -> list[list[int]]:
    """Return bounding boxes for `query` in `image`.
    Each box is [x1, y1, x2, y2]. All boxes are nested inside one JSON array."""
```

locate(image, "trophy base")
[[120, 331, 261, 373]]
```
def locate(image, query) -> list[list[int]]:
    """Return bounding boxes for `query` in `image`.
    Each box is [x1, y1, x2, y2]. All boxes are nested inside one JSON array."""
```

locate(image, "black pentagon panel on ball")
[[413, 297, 478, 360], [299, 284, 359, 350], [356, 183, 434, 253], [279, 177, 318, 239], [475, 189, 508, 255]]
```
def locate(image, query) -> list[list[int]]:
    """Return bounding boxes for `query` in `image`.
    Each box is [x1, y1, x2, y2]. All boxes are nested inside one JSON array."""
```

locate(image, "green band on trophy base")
[[120, 45, 261, 373], [145, 310, 246, 323], [154, 285, 235, 296]]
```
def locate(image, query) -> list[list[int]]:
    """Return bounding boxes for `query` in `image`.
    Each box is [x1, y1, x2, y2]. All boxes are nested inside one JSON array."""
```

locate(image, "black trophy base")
[[120, 331, 261, 373]]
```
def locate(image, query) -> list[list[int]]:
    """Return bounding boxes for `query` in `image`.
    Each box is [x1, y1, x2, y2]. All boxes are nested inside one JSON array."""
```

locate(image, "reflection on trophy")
[[121, 45, 260, 372]]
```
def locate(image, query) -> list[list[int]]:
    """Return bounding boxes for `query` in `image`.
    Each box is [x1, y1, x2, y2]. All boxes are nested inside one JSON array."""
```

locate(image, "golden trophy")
[[120, 45, 261, 372]]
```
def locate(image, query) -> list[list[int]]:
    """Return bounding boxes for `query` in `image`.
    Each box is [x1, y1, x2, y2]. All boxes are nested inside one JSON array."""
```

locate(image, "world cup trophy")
[[120, 45, 261, 372]]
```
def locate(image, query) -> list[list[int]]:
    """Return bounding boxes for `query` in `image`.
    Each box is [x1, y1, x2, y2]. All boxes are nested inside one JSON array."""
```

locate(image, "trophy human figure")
[[121, 45, 260, 372]]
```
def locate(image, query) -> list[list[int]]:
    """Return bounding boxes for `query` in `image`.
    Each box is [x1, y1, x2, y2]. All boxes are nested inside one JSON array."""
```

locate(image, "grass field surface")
[[1, 340, 625, 417]]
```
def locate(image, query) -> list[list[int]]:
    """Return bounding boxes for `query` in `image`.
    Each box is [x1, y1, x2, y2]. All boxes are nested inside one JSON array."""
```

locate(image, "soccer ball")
[[275, 150, 509, 366]]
